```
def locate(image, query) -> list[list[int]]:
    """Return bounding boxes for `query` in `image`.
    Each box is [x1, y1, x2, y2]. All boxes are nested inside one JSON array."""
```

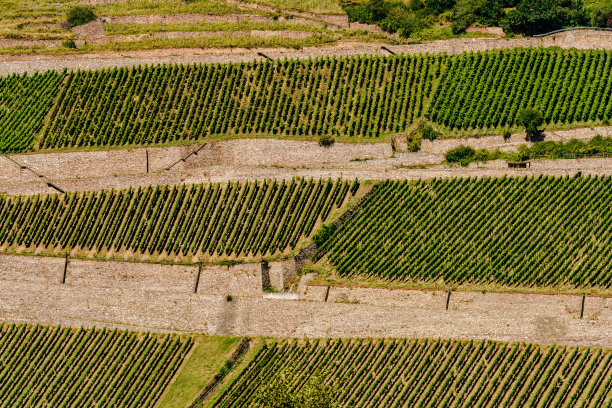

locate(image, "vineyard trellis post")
[[194, 263, 202, 294], [62, 253, 68, 284]]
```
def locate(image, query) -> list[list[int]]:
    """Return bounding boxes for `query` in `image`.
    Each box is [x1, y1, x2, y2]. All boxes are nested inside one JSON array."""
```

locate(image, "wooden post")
[[445, 291, 451, 310], [257, 52, 273, 61], [324, 286, 331, 302], [580, 294, 586, 319], [146, 149, 149, 173], [62, 254, 68, 284], [194, 263, 202, 293]]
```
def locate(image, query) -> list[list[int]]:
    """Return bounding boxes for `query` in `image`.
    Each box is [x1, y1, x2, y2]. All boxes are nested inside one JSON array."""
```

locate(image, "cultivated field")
[[0, 178, 359, 262], [316, 175, 612, 293], [0, 323, 192, 408], [3, 49, 612, 153], [212, 338, 612, 408]]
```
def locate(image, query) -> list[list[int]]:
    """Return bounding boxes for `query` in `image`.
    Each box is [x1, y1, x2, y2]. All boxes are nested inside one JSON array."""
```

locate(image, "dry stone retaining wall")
[[0, 253, 610, 347], [4, 30, 612, 75]]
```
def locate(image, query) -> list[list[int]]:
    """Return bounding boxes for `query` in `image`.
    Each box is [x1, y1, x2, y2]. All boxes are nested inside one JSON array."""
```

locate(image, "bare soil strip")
[[0, 253, 609, 346], [2, 30, 611, 75], [2, 127, 612, 195]]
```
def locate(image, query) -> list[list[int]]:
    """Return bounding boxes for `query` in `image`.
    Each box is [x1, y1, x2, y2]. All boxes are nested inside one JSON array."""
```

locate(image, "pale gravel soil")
[[2, 30, 612, 75], [0, 257, 610, 345], [2, 127, 612, 195]]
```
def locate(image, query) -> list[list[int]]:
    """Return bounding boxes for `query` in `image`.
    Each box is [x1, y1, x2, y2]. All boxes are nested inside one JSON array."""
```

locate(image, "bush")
[[67, 6, 96, 28], [419, 122, 442, 141], [503, 0, 588, 36], [518, 108, 544, 141], [590, 4, 612, 27], [445, 145, 476, 166], [62, 39, 77, 49], [503, 129, 512, 142], [406, 133, 422, 152], [318, 135, 335, 147], [313, 223, 337, 248]]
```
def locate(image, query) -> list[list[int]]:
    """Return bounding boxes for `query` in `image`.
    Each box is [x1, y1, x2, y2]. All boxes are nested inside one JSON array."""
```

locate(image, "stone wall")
[[1, 253, 610, 347]]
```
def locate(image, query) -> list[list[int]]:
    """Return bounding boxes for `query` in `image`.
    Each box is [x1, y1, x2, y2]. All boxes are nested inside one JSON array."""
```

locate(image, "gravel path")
[[3, 131, 612, 195], [3, 29, 612, 75]]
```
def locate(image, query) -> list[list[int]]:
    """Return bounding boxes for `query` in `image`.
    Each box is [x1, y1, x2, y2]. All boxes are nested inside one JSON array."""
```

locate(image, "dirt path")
[[2, 127, 611, 195], [2, 29, 611, 75]]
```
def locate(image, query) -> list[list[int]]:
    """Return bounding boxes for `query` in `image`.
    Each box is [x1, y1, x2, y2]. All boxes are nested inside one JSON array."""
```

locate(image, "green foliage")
[[318, 135, 335, 147], [428, 48, 612, 132], [0, 179, 351, 261], [503, 129, 512, 142], [451, 0, 504, 33], [62, 39, 77, 49], [418, 122, 442, 141], [589, 2, 612, 27], [502, 0, 588, 35], [341, 0, 432, 37], [0, 71, 63, 153], [313, 223, 337, 248], [406, 133, 422, 152], [518, 108, 544, 141], [350, 178, 360, 195], [0, 323, 192, 408], [66, 5, 96, 28], [445, 145, 475, 165], [256, 372, 336, 408], [215, 337, 612, 407], [25, 55, 438, 150], [317, 176, 612, 291]]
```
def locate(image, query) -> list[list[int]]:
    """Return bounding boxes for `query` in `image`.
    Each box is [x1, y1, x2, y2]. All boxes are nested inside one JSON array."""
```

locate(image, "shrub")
[[503, 129, 512, 142], [518, 108, 544, 141], [445, 145, 476, 166], [318, 135, 335, 147], [62, 39, 77, 49], [67, 6, 96, 27], [503, 0, 588, 36], [313, 223, 337, 248], [419, 122, 442, 141], [226, 294, 233, 302], [406, 133, 422, 152]]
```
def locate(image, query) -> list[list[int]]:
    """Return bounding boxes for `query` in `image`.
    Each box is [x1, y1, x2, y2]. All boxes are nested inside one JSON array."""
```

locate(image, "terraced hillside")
[[213, 338, 612, 408], [316, 175, 612, 292], [0, 178, 358, 261], [2, 48, 612, 153], [0, 323, 192, 408]]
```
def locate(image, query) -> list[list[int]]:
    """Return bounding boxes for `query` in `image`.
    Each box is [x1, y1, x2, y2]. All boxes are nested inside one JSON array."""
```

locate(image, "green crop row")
[[427, 48, 612, 130], [0, 323, 192, 408], [2, 48, 612, 153], [316, 175, 612, 292], [214, 337, 612, 408], [0, 178, 356, 261]]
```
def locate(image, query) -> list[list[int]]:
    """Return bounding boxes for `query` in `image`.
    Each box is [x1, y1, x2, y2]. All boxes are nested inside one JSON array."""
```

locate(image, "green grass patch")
[[158, 335, 241, 408]]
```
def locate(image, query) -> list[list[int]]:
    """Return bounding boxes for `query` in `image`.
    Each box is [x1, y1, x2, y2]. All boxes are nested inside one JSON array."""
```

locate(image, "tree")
[[502, 0, 588, 36], [518, 108, 544, 141], [66, 6, 96, 27], [369, 0, 389, 20]]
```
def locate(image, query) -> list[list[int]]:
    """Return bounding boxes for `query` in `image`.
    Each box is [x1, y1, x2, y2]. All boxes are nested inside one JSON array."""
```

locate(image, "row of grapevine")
[[427, 48, 612, 130], [316, 175, 612, 291], [0, 178, 356, 261], [36, 54, 438, 148], [0, 71, 63, 152], [213, 337, 612, 408], [0, 323, 192, 408]]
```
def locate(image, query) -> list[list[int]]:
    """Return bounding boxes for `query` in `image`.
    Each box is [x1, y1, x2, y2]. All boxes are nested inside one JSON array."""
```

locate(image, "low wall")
[[1, 254, 610, 347]]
